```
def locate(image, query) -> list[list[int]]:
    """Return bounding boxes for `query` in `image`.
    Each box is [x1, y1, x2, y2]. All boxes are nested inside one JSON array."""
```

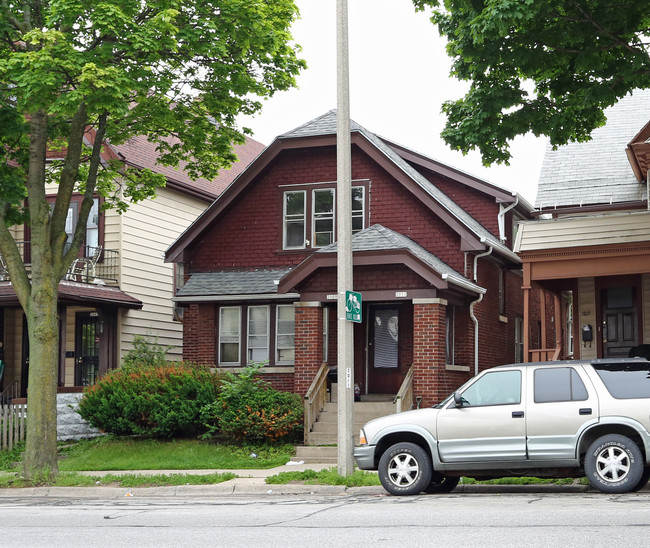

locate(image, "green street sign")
[[345, 290, 362, 323]]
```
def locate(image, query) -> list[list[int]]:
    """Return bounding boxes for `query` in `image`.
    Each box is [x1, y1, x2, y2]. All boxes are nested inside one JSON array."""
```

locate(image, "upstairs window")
[[282, 183, 366, 250]]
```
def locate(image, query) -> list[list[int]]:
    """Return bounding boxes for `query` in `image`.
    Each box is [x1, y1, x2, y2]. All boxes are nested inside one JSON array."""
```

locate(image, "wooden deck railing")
[[0, 403, 26, 451], [529, 347, 562, 362], [394, 365, 414, 413], [303, 363, 329, 445]]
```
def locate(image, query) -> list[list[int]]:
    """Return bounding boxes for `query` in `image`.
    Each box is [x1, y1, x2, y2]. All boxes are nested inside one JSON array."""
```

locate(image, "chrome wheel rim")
[[388, 452, 419, 487], [596, 446, 630, 483]]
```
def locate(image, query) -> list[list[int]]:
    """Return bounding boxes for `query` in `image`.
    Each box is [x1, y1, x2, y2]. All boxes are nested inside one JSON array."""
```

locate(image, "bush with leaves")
[[201, 363, 303, 443], [78, 362, 222, 438]]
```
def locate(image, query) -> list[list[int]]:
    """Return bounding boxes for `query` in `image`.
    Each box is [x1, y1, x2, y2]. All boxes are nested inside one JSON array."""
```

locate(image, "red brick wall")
[[182, 304, 216, 365], [293, 304, 324, 396], [412, 301, 447, 406]]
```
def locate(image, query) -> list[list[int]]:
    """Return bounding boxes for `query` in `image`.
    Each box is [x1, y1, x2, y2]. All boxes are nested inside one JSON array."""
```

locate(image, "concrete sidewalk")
[[0, 462, 598, 499]]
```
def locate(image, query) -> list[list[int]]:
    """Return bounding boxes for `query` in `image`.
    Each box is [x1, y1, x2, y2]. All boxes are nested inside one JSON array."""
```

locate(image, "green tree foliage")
[[414, 0, 650, 164], [0, 0, 305, 478], [77, 362, 222, 438]]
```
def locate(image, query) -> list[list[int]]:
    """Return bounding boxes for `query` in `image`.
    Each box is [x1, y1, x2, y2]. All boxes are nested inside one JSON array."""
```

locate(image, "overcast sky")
[[237, 0, 548, 204]]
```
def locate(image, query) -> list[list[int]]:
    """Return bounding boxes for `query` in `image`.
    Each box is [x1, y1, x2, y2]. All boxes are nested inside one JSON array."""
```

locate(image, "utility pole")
[[336, 0, 354, 476]]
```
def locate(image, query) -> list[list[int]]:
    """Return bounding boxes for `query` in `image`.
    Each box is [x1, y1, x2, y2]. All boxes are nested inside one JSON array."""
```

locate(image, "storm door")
[[75, 312, 100, 386], [602, 287, 637, 358], [367, 305, 406, 394]]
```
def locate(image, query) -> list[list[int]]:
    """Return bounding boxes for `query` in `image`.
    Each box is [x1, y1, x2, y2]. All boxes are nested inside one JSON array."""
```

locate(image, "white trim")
[[173, 293, 300, 303]]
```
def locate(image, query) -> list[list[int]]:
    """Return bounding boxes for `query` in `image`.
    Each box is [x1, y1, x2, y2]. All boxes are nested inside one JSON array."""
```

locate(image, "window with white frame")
[[283, 191, 306, 249], [313, 189, 335, 247], [247, 305, 269, 363], [282, 185, 366, 250], [276, 305, 295, 364], [219, 307, 241, 364]]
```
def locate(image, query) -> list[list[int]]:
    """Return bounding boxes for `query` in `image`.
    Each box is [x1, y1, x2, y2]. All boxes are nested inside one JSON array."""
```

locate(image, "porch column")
[[412, 298, 447, 407], [523, 263, 531, 363], [293, 302, 324, 396]]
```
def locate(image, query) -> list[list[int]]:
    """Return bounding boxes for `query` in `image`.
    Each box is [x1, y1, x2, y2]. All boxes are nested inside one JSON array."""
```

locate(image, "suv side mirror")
[[453, 391, 464, 407]]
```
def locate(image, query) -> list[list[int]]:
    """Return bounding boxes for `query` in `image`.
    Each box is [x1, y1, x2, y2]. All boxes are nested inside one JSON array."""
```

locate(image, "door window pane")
[[534, 367, 588, 403], [461, 370, 521, 406]]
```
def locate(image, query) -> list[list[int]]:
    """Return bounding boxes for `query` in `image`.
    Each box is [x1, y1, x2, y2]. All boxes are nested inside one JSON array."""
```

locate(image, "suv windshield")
[[592, 362, 650, 399]]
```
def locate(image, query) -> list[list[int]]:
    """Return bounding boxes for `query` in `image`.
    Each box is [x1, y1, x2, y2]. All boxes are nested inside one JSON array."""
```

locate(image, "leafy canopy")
[[0, 0, 306, 220], [414, 0, 650, 164]]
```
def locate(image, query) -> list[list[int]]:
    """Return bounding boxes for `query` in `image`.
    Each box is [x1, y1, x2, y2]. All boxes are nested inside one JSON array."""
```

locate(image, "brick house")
[[166, 110, 549, 411], [515, 90, 650, 362]]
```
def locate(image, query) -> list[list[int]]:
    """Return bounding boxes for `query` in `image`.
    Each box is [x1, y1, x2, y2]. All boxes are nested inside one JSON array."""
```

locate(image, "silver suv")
[[354, 358, 650, 495]]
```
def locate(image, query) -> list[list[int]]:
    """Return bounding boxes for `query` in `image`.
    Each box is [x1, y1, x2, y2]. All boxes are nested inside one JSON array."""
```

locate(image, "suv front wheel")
[[585, 434, 644, 493], [378, 442, 432, 496]]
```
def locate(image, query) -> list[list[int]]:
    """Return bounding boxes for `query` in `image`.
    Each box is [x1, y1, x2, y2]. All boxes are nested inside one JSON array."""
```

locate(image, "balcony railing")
[[0, 242, 119, 286]]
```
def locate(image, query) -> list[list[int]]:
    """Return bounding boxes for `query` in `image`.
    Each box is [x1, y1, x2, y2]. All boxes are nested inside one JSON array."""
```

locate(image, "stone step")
[[310, 421, 374, 434], [294, 445, 337, 464], [322, 401, 395, 415]]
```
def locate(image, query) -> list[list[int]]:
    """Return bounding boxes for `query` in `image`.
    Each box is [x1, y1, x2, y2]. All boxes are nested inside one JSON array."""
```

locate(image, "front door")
[[75, 312, 100, 386], [602, 287, 637, 358], [367, 305, 406, 394]]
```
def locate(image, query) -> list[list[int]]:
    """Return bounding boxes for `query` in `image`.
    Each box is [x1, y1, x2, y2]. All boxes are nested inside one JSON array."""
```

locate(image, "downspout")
[[471, 244, 494, 376], [647, 170, 649, 210], [498, 195, 519, 243]]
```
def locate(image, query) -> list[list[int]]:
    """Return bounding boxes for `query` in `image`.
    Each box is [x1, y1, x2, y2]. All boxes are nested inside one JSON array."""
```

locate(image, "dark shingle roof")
[[176, 269, 292, 297], [318, 224, 484, 294], [535, 89, 650, 209]]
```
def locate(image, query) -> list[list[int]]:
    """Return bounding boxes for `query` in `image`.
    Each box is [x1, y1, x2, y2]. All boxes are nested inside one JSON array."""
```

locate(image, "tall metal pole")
[[336, 0, 354, 476]]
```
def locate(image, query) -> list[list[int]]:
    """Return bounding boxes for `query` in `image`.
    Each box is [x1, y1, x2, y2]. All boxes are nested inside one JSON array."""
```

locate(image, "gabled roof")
[[535, 89, 650, 210], [278, 224, 485, 296], [109, 135, 265, 201], [166, 111, 520, 264]]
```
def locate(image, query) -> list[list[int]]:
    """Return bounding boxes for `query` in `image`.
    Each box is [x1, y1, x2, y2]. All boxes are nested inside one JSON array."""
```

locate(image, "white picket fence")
[[0, 403, 26, 451]]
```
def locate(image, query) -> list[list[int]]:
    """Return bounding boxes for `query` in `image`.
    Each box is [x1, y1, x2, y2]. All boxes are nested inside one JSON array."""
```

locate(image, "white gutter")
[[471, 244, 494, 375], [498, 195, 519, 243], [173, 293, 300, 303]]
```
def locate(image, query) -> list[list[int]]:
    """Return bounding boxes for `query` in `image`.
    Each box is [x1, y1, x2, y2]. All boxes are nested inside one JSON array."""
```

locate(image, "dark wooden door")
[[602, 287, 637, 358], [367, 305, 405, 394]]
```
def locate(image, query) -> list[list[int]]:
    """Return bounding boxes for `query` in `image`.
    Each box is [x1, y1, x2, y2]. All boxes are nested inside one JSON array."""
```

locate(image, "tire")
[[378, 442, 432, 496], [584, 434, 644, 494], [423, 472, 460, 494], [632, 467, 650, 492]]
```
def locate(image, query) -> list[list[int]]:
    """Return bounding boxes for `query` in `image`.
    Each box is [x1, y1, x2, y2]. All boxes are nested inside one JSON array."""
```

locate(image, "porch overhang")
[[0, 281, 143, 309]]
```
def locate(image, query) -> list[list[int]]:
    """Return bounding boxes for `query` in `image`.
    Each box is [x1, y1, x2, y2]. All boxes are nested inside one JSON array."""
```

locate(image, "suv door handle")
[[512, 411, 524, 418], [579, 408, 592, 415]]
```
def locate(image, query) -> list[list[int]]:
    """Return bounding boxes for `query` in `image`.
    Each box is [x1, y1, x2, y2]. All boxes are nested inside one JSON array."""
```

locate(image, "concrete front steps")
[[295, 400, 396, 463]]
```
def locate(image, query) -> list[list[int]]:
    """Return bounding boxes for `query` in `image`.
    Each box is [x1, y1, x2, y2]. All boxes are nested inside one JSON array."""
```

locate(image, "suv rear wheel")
[[585, 434, 644, 493], [378, 442, 432, 496]]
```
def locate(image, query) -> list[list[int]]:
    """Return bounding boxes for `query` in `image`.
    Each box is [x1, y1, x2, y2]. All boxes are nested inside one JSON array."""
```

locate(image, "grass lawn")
[[56, 436, 295, 471]]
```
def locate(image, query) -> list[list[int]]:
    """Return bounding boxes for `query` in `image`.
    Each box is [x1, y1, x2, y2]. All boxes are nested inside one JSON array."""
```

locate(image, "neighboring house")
[[0, 134, 265, 399], [514, 89, 650, 362], [166, 110, 550, 410]]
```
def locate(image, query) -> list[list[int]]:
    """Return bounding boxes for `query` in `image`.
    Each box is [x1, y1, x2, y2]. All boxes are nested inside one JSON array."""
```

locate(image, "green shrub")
[[201, 363, 303, 443], [122, 334, 171, 368], [77, 362, 221, 438]]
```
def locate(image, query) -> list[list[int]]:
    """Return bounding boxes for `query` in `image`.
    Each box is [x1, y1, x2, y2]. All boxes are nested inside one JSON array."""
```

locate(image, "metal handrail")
[[303, 363, 329, 445], [393, 364, 414, 413]]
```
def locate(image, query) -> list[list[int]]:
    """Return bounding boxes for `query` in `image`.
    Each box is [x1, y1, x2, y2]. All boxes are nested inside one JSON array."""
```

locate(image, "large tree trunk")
[[22, 277, 60, 479]]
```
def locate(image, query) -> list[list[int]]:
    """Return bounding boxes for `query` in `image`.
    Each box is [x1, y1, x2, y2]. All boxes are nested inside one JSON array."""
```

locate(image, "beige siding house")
[[514, 90, 650, 361], [0, 135, 264, 400]]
